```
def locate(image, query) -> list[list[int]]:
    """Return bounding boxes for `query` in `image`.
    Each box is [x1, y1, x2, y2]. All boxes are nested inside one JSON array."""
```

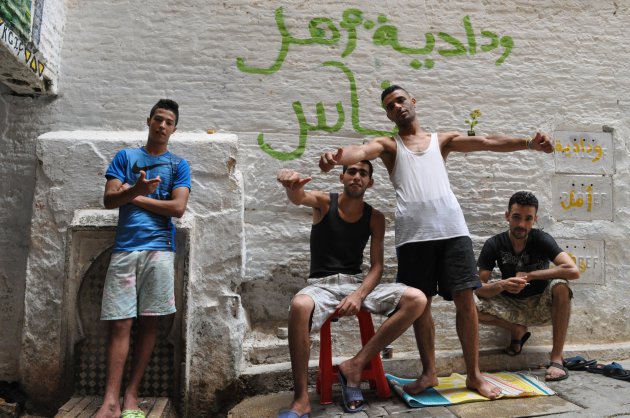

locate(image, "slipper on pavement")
[[277, 409, 310, 418], [338, 370, 365, 413], [586, 362, 624, 375], [603, 363, 630, 381], [563, 356, 597, 371], [545, 361, 569, 382]]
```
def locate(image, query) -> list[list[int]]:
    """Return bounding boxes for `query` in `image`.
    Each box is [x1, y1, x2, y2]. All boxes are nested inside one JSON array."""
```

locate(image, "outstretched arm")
[[276, 168, 331, 208], [335, 210, 385, 316], [319, 138, 388, 172], [441, 131, 553, 158]]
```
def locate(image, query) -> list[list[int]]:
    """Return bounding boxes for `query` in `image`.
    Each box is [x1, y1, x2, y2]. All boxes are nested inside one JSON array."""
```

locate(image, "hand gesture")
[[335, 292, 362, 317], [319, 148, 343, 172], [276, 169, 311, 190], [502, 277, 528, 294], [530, 132, 553, 153], [133, 170, 161, 195]]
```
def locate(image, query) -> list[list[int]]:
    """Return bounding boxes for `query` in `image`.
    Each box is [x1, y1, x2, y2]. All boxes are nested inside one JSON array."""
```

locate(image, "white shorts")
[[101, 250, 176, 320], [295, 273, 408, 332]]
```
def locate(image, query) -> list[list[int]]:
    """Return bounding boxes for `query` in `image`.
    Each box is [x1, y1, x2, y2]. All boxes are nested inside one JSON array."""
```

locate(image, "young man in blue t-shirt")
[[475, 191, 579, 382], [95, 99, 191, 418]]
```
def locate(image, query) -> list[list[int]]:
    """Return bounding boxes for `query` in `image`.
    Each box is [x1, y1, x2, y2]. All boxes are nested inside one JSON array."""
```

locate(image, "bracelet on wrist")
[[525, 137, 534, 150]]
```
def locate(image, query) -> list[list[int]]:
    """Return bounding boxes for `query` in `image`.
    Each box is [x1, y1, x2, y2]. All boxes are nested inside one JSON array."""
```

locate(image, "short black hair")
[[343, 160, 374, 178], [150, 99, 179, 126], [381, 85, 409, 103], [508, 191, 539, 212]]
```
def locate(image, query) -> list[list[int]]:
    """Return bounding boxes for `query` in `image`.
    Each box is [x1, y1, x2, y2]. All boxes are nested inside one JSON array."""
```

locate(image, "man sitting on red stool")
[[276, 162, 427, 417]]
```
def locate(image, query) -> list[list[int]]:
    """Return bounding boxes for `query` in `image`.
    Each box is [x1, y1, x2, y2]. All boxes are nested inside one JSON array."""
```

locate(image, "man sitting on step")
[[475, 191, 580, 382], [276, 162, 426, 417]]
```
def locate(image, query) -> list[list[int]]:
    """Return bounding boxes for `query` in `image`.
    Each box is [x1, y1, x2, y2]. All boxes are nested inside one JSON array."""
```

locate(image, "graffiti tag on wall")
[[0, 17, 46, 78], [0, 0, 31, 40], [236, 7, 515, 160]]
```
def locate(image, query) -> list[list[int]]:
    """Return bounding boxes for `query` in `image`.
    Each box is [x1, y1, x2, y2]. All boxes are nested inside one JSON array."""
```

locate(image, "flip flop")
[[338, 370, 365, 413], [504, 331, 531, 356], [602, 363, 630, 381], [563, 356, 597, 371], [121, 410, 145, 418], [277, 409, 310, 418], [586, 362, 624, 375], [545, 361, 569, 381]]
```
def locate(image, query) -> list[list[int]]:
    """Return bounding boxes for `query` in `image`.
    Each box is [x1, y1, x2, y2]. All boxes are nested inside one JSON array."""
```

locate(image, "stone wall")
[[19, 132, 244, 416]]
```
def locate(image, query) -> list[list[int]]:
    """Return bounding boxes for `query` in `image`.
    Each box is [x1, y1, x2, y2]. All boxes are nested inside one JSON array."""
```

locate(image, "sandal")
[[504, 332, 531, 356], [545, 362, 569, 381], [563, 356, 597, 371]]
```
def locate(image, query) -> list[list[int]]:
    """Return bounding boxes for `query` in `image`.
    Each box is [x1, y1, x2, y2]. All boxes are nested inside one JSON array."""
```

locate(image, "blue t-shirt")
[[105, 147, 191, 252]]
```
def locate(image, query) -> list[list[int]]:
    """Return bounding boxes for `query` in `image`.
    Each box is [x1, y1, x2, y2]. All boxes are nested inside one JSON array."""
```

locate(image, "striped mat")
[[386, 372, 555, 408]]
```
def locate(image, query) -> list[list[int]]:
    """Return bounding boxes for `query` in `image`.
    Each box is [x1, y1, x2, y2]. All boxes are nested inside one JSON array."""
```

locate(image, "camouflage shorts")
[[474, 279, 572, 326]]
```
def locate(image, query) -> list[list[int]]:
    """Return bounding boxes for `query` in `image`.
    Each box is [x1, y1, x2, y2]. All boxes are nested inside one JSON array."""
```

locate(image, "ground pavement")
[[228, 359, 630, 418]]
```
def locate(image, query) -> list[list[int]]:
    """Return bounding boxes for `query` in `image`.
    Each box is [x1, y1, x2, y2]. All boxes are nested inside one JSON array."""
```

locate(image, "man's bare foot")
[[94, 402, 120, 418], [466, 374, 501, 399], [402, 372, 439, 395], [338, 360, 362, 387]]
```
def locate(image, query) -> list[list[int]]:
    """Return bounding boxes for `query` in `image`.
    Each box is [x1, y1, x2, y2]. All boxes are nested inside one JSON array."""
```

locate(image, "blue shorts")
[[396, 236, 480, 301], [101, 250, 176, 320]]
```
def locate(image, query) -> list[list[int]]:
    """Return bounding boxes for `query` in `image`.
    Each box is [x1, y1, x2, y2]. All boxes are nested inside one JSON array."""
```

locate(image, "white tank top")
[[389, 133, 469, 246]]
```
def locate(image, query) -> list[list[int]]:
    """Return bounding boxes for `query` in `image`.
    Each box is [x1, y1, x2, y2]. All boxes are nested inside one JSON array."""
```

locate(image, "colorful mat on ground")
[[386, 372, 555, 408]]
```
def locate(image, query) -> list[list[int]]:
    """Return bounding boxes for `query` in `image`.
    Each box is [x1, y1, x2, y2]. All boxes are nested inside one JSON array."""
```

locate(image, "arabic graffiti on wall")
[[0, 17, 46, 78], [236, 7, 515, 160], [0, 0, 31, 40]]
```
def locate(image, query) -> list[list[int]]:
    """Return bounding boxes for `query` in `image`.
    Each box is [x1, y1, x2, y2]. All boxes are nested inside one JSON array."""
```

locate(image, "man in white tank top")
[[319, 85, 553, 400]]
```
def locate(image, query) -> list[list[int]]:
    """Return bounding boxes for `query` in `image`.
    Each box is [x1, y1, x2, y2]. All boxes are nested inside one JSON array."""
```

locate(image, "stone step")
[[55, 396, 176, 418], [237, 342, 630, 398]]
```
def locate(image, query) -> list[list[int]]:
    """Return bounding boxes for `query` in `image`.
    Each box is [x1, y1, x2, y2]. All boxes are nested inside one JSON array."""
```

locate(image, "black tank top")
[[309, 193, 373, 278]]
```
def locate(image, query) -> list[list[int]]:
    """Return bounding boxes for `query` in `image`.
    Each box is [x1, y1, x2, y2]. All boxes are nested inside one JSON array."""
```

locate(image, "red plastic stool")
[[316, 309, 391, 405]]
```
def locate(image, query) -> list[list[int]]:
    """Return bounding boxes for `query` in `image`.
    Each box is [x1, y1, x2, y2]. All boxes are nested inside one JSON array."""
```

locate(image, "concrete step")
[[55, 396, 176, 418], [238, 341, 630, 398]]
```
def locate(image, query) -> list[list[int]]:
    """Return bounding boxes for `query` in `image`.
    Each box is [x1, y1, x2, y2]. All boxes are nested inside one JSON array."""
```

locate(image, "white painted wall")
[[0, 0, 629, 404]]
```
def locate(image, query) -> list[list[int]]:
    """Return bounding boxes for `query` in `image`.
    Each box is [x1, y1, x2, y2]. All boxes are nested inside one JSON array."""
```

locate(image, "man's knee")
[[109, 318, 133, 337], [452, 288, 475, 310], [551, 282, 571, 301], [289, 294, 315, 318], [400, 288, 427, 315]]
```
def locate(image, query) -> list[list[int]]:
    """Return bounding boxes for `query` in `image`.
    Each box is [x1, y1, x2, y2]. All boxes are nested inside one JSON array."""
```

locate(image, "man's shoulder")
[[486, 230, 508, 243], [167, 151, 188, 164], [482, 231, 509, 252], [437, 131, 463, 141], [371, 135, 397, 150], [529, 229, 558, 245]]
